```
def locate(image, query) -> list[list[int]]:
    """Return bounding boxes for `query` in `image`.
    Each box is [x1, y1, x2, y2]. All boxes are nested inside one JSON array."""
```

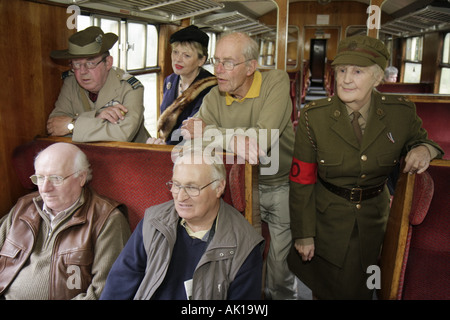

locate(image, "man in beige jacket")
[[47, 26, 149, 143]]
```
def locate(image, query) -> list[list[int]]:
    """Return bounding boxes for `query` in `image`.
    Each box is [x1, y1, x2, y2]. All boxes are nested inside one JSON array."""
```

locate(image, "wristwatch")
[[67, 119, 75, 134]]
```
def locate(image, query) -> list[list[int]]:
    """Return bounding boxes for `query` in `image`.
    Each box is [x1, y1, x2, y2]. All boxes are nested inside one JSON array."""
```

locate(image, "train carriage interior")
[[0, 0, 449, 301]]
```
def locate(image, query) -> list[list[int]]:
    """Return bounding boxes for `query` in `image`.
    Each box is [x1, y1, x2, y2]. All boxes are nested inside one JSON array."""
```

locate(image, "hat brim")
[[50, 34, 118, 60], [331, 51, 387, 70], [332, 53, 377, 67]]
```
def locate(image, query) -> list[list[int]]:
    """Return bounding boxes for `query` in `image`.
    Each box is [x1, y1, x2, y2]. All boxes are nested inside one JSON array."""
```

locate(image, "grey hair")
[[173, 147, 226, 191], [73, 149, 93, 182], [218, 31, 259, 62], [34, 147, 92, 182], [384, 65, 398, 78]]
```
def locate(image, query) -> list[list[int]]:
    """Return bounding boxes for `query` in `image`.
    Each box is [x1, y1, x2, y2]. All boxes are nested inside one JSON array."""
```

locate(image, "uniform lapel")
[[360, 97, 386, 152], [330, 102, 360, 149], [95, 69, 120, 110]]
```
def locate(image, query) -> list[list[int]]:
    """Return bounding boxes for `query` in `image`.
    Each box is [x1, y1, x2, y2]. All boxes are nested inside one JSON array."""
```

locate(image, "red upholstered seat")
[[399, 166, 450, 299], [415, 102, 450, 159], [12, 139, 250, 232]]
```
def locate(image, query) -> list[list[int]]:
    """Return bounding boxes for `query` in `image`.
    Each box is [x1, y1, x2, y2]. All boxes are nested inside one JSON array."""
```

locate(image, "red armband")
[[289, 157, 317, 185]]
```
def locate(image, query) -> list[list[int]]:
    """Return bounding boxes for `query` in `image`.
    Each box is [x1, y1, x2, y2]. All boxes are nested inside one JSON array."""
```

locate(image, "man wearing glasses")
[[100, 149, 264, 300], [47, 26, 149, 143], [181, 32, 299, 300], [0, 143, 130, 299]]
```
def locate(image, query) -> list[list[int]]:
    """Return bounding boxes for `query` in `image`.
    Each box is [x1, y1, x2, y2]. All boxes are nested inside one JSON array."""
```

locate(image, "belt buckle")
[[350, 187, 363, 203]]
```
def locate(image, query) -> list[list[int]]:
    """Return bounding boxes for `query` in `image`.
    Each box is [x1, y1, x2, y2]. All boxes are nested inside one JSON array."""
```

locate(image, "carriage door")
[[310, 39, 327, 86]]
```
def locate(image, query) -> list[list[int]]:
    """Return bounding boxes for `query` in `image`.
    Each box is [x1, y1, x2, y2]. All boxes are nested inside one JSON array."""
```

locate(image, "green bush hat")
[[331, 35, 389, 70], [50, 26, 118, 60]]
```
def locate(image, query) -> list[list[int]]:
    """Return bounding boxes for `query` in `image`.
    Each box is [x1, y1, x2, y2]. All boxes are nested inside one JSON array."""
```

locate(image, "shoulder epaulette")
[[61, 70, 73, 80], [378, 93, 415, 108], [123, 74, 143, 90], [303, 96, 334, 111]]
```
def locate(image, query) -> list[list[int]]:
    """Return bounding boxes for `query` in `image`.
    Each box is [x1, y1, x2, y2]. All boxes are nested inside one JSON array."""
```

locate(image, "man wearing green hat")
[[47, 26, 149, 143], [288, 35, 443, 299]]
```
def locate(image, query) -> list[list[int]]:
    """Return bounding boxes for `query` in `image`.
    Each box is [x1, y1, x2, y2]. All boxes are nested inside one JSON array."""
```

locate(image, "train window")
[[439, 33, 450, 94], [99, 18, 121, 68], [126, 22, 146, 70], [146, 25, 158, 67], [203, 32, 216, 74], [259, 39, 276, 67], [404, 36, 423, 83]]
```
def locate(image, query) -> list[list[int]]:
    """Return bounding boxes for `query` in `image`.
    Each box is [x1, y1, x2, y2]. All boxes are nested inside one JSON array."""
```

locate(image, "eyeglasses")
[[166, 179, 219, 197], [30, 171, 79, 186], [70, 57, 106, 70], [211, 58, 251, 71]]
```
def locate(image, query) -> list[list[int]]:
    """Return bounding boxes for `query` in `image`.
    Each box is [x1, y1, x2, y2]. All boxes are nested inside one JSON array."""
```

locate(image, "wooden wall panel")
[[260, 1, 369, 71], [0, 0, 73, 215]]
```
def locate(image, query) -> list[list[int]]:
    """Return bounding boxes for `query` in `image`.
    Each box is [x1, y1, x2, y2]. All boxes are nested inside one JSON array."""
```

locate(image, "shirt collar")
[[180, 212, 219, 241], [225, 70, 262, 106], [36, 192, 84, 228], [345, 99, 371, 120]]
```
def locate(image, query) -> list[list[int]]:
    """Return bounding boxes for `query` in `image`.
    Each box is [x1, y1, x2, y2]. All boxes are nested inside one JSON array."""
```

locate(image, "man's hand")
[[47, 116, 73, 136], [96, 104, 128, 124], [146, 137, 166, 145], [403, 145, 431, 174], [229, 134, 266, 165], [181, 117, 206, 140]]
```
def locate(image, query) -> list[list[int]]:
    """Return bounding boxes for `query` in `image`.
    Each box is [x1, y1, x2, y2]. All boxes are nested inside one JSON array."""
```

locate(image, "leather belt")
[[318, 176, 385, 204]]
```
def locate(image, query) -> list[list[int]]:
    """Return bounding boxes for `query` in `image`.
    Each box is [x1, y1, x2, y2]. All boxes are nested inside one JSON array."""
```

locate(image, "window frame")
[[403, 36, 423, 84], [438, 32, 450, 94]]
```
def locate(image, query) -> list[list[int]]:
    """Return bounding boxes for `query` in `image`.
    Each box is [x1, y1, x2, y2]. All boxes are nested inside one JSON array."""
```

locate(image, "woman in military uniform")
[[287, 35, 444, 299]]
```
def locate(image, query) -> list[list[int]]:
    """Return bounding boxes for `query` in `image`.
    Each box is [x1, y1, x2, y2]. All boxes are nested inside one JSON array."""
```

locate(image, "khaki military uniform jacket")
[[50, 68, 149, 143], [289, 90, 443, 269]]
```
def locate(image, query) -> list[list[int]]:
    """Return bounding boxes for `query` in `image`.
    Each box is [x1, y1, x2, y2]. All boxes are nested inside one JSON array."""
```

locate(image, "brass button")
[[356, 204, 362, 209], [361, 155, 368, 161], [361, 174, 366, 179]]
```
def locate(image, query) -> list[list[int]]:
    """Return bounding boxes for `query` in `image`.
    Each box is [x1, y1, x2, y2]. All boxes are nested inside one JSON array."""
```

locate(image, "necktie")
[[352, 111, 363, 145], [88, 92, 98, 102]]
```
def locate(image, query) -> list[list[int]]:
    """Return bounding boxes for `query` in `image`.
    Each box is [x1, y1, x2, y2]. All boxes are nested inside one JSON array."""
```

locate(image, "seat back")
[[12, 137, 257, 232], [380, 160, 450, 299], [401, 164, 450, 299]]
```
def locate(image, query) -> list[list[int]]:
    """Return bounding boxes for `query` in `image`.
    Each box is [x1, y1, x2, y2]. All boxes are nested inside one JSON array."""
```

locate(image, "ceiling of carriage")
[[49, 0, 450, 37]]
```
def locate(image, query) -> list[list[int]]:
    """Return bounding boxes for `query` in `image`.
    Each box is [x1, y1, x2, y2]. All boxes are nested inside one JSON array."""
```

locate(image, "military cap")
[[170, 25, 209, 48], [50, 26, 118, 60], [331, 35, 389, 70]]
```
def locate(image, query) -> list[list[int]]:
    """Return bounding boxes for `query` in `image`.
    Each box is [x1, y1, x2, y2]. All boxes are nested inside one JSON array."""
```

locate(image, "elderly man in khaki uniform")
[[288, 35, 443, 299], [47, 26, 149, 143]]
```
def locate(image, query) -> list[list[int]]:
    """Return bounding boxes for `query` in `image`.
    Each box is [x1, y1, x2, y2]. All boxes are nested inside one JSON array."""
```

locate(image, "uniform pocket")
[[317, 150, 344, 179], [376, 151, 399, 167]]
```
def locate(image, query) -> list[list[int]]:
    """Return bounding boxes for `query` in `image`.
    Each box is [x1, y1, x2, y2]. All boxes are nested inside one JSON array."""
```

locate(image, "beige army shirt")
[[50, 67, 149, 143]]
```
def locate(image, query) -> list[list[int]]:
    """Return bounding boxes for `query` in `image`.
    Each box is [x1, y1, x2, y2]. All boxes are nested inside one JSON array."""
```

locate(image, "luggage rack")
[[381, 5, 450, 36]]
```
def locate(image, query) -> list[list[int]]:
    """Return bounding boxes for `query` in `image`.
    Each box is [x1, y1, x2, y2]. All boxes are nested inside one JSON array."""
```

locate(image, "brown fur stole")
[[157, 76, 217, 140]]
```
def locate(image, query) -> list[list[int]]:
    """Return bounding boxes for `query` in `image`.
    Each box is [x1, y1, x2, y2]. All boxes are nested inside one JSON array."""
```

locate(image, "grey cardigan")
[[133, 199, 264, 300]]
